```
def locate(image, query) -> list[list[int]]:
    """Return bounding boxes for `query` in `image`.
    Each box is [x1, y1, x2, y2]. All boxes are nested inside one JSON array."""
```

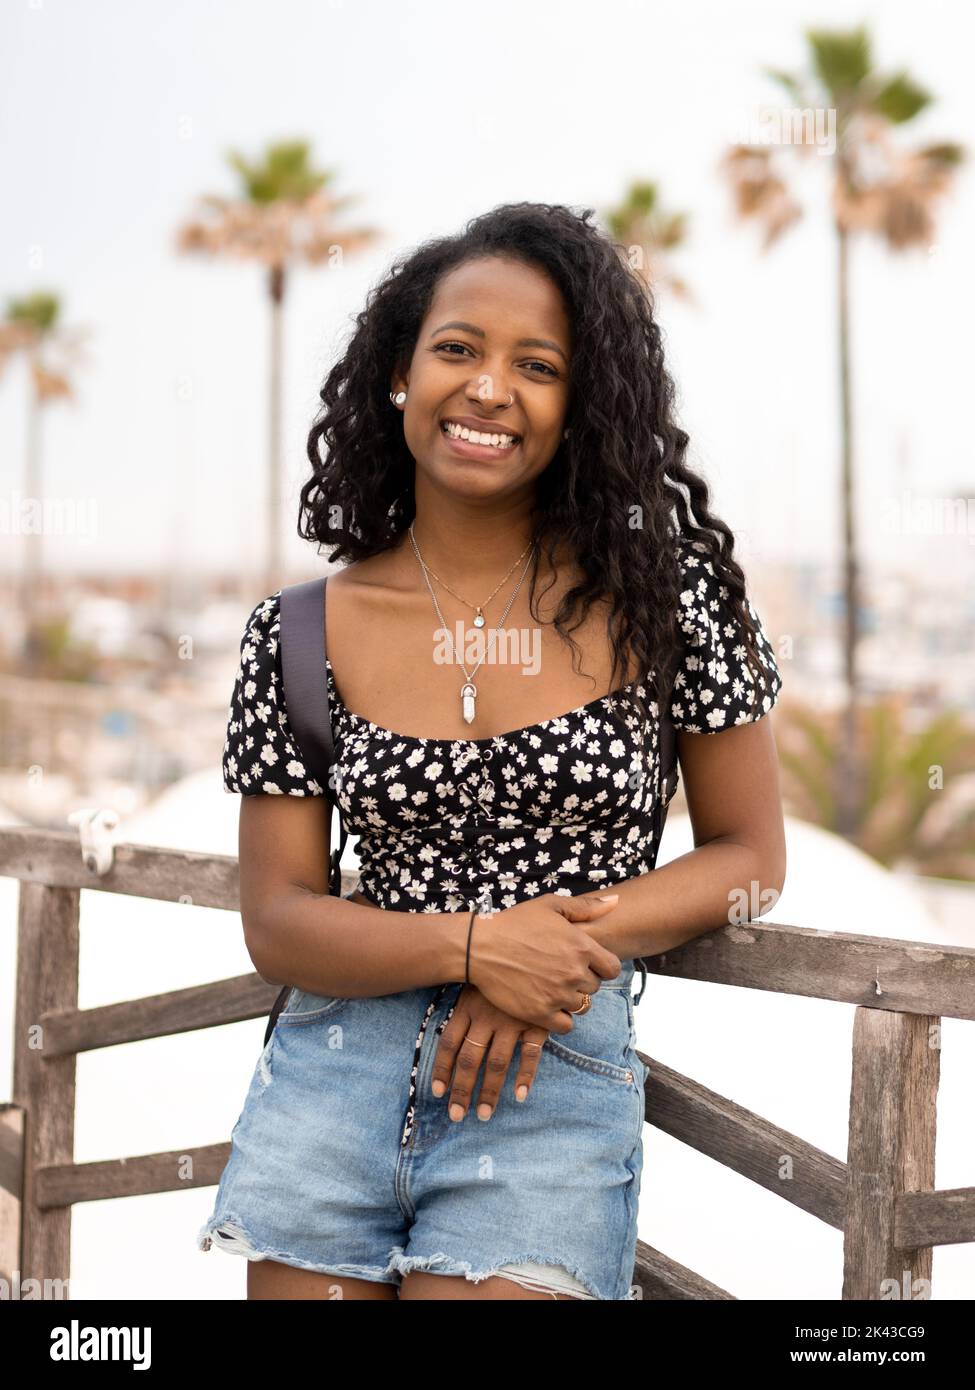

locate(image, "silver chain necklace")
[[408, 522, 536, 726], [416, 539, 533, 628]]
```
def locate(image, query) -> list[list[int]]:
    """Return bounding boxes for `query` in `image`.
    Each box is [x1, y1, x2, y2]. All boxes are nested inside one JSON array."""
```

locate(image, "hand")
[[430, 983, 551, 1123], [466, 891, 623, 1032]]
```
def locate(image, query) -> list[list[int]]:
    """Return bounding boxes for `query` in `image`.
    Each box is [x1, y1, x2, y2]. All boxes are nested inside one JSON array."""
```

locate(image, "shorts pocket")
[[275, 987, 352, 1025], [543, 986, 638, 1087]]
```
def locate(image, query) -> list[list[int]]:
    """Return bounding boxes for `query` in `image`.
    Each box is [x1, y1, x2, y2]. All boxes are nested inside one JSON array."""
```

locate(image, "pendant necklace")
[[408, 522, 536, 726], [413, 534, 533, 629]]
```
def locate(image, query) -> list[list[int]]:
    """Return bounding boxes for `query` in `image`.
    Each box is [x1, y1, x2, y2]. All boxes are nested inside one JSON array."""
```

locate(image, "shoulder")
[[237, 591, 282, 669], [228, 590, 285, 759], [324, 551, 426, 641], [325, 553, 404, 610], [668, 535, 782, 731], [674, 536, 728, 627], [675, 534, 724, 581], [222, 590, 326, 796], [328, 548, 414, 599]]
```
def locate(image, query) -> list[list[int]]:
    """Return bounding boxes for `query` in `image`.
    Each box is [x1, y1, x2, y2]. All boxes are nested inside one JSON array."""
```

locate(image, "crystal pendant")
[[461, 681, 477, 725], [473, 609, 485, 628]]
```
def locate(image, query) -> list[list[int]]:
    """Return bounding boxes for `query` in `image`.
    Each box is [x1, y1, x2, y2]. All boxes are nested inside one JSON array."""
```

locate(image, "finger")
[[447, 1033, 492, 1121], [470, 1032, 520, 1121], [547, 971, 609, 1011], [548, 897, 623, 981], [512, 1030, 547, 1101], [548, 1009, 579, 1036], [572, 969, 607, 995], [430, 1006, 471, 1098], [588, 949, 624, 983], [550, 892, 620, 922]]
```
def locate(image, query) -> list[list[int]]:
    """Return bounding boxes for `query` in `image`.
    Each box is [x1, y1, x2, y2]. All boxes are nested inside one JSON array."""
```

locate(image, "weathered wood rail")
[[1, 825, 972, 1300]]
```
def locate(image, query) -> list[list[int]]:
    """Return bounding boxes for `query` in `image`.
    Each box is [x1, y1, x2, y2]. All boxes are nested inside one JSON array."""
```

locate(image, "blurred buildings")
[[0, 537, 971, 828]]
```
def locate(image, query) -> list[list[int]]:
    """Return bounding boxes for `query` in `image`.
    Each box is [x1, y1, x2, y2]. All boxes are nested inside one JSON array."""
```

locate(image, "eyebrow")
[[429, 321, 568, 366]]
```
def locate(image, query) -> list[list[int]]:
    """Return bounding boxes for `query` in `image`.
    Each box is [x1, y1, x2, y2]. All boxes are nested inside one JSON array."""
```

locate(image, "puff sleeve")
[[222, 591, 326, 795], [670, 540, 782, 733]]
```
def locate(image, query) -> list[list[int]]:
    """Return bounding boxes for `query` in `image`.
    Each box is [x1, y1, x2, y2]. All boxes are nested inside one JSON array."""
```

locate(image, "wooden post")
[[843, 1006, 939, 1300], [12, 882, 79, 1292], [0, 1104, 25, 1287]]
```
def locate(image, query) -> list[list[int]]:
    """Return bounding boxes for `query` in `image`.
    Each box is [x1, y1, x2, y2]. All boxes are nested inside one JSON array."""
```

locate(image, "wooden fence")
[[1, 824, 973, 1299]]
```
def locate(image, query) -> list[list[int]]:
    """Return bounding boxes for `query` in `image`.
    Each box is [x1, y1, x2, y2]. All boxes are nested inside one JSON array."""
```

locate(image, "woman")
[[197, 202, 786, 1301]]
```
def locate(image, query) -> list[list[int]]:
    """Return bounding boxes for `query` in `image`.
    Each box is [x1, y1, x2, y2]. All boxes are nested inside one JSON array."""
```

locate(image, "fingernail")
[[477, 1104, 492, 1120], [431, 1079, 445, 1096], [516, 1084, 528, 1101], [449, 1103, 464, 1121], [597, 894, 619, 902]]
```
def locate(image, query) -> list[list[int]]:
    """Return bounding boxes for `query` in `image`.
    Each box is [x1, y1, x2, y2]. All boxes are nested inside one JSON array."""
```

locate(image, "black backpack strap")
[[279, 576, 334, 788], [278, 574, 348, 887], [262, 575, 348, 1048]]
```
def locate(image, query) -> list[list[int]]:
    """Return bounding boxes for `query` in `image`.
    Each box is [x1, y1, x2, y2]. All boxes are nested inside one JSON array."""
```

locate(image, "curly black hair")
[[299, 200, 770, 734]]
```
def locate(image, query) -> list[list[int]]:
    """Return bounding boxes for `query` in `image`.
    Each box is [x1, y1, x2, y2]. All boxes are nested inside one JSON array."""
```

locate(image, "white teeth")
[[442, 420, 517, 449]]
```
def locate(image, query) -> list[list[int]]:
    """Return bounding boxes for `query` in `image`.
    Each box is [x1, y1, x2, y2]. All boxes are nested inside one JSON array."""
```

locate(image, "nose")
[[466, 369, 514, 410]]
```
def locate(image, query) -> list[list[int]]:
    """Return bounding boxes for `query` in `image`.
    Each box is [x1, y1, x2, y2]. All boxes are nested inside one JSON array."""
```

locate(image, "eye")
[[433, 342, 559, 376]]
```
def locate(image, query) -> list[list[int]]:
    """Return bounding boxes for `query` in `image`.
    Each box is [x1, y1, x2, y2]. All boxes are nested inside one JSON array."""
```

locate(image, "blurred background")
[[0, 0, 972, 1301]]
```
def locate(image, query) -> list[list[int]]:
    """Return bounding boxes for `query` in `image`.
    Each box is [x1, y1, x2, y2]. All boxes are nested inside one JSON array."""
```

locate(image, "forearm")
[[588, 838, 785, 960], [247, 890, 470, 997]]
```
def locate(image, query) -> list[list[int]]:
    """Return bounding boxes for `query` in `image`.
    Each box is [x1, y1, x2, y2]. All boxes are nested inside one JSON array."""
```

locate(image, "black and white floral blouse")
[[222, 539, 782, 915]]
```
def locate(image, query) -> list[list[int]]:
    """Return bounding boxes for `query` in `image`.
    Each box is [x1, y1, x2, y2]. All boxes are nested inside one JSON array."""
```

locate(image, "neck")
[[406, 497, 540, 588]]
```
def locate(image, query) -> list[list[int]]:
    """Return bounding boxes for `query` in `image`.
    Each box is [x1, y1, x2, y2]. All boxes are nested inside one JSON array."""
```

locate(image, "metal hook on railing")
[[67, 808, 119, 875]]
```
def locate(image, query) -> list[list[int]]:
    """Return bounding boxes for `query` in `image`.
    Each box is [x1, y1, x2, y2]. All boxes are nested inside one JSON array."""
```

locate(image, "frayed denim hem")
[[384, 1246, 619, 1301], [197, 1219, 640, 1300], [196, 1215, 400, 1287]]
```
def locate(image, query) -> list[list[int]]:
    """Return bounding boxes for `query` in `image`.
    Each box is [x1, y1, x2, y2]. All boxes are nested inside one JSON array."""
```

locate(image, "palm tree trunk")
[[21, 369, 42, 674], [836, 221, 861, 838], [265, 263, 286, 597]]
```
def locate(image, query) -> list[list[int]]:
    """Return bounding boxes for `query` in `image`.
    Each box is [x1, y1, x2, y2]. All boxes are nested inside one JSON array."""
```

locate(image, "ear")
[[389, 365, 408, 402]]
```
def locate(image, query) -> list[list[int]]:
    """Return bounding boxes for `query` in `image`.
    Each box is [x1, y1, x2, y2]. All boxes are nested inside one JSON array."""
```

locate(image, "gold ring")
[[569, 992, 592, 1015]]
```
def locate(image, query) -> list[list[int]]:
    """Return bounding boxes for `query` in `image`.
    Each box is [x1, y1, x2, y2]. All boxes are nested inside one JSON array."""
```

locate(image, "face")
[[392, 255, 572, 498]]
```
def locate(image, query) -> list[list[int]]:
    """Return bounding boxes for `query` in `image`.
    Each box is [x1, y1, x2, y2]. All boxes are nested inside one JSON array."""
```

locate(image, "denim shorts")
[[197, 949, 648, 1301]]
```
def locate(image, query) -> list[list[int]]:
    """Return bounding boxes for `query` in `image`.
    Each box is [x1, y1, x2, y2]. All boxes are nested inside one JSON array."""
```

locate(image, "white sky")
[[1, 0, 973, 582]]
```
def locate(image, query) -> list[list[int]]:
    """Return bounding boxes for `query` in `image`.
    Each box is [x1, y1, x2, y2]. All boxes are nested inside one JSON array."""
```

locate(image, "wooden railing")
[[1, 825, 973, 1300]]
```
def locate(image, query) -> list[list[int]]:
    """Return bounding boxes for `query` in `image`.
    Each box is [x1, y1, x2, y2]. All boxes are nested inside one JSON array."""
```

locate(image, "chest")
[[324, 573, 648, 744]]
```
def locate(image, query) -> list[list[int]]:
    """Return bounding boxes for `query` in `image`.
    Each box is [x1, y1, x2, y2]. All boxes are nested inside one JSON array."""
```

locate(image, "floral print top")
[[221, 539, 783, 916]]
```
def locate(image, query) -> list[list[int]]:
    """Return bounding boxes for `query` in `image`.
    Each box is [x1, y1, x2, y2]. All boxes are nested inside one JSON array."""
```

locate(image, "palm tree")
[[719, 26, 964, 838], [0, 292, 88, 669], [777, 697, 975, 881], [176, 139, 379, 596], [605, 180, 693, 302]]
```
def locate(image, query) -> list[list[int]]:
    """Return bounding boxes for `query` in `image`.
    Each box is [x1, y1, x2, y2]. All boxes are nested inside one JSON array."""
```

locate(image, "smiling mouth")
[[440, 419, 521, 452]]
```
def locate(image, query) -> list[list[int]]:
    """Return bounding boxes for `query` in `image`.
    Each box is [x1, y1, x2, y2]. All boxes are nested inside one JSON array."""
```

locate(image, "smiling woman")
[[394, 256, 574, 519], [198, 202, 785, 1303]]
